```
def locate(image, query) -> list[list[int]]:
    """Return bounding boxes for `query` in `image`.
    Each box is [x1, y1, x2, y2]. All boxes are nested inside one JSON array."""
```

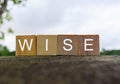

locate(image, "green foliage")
[[12, 0, 23, 4], [0, 0, 26, 36], [0, 31, 4, 40], [0, 0, 26, 56], [0, 0, 26, 23], [8, 28, 14, 33], [0, 18, 3, 25], [0, 45, 15, 56], [100, 49, 120, 55], [5, 11, 12, 21]]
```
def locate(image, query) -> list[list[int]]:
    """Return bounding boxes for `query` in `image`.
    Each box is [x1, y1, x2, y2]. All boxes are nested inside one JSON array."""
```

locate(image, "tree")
[[100, 49, 120, 55], [0, 44, 15, 56], [0, 0, 26, 56], [0, 0, 26, 39], [0, 0, 26, 21]]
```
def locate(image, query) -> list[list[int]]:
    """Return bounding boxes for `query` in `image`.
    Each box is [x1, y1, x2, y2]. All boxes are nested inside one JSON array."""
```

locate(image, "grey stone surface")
[[0, 56, 120, 84]]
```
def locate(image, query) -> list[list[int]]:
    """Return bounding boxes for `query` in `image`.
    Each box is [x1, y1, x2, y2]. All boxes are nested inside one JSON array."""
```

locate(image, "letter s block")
[[16, 35, 37, 56], [78, 35, 99, 56], [37, 35, 57, 55], [57, 35, 78, 55]]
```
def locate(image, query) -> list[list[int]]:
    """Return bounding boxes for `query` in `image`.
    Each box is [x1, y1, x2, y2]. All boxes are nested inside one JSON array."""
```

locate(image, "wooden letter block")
[[16, 35, 37, 56], [37, 35, 57, 55], [78, 35, 99, 56], [57, 35, 78, 55]]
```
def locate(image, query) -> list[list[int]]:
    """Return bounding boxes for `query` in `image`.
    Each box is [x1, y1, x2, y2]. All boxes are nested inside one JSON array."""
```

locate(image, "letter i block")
[[16, 35, 37, 56], [57, 35, 78, 55], [78, 35, 99, 56], [37, 35, 57, 55]]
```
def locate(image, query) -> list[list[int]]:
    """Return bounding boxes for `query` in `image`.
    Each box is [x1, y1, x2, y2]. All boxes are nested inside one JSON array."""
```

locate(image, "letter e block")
[[57, 35, 78, 55], [16, 35, 37, 56], [37, 35, 57, 55], [78, 35, 99, 56]]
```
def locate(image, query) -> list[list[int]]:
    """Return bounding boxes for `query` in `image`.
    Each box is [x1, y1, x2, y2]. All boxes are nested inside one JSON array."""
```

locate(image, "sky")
[[0, 0, 120, 51]]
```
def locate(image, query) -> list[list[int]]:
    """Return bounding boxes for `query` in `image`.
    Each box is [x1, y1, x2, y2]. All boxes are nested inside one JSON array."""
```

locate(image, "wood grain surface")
[[0, 56, 120, 84]]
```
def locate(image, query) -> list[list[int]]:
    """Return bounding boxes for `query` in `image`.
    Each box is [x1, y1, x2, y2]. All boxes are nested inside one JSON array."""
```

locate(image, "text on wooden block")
[[16, 34, 99, 56]]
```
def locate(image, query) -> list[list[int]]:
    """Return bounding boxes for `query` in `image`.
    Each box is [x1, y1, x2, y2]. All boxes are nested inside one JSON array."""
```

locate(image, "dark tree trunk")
[[0, 0, 8, 19]]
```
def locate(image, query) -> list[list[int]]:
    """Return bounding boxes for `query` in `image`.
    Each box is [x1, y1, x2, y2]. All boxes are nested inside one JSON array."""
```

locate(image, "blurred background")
[[0, 0, 120, 56]]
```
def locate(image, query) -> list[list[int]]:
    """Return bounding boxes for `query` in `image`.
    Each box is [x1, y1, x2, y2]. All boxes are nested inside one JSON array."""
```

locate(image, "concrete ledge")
[[0, 56, 120, 84]]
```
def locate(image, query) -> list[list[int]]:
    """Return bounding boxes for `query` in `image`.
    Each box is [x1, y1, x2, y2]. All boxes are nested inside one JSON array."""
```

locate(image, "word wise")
[[16, 35, 99, 56]]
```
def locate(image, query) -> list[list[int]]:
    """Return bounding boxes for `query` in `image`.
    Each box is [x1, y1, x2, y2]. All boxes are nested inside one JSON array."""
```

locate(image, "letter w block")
[[16, 35, 37, 56]]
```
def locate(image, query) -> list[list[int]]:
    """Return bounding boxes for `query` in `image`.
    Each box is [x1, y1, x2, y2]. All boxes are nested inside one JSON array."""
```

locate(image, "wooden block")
[[57, 35, 78, 55], [37, 35, 57, 55], [16, 35, 37, 56], [78, 35, 99, 56]]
